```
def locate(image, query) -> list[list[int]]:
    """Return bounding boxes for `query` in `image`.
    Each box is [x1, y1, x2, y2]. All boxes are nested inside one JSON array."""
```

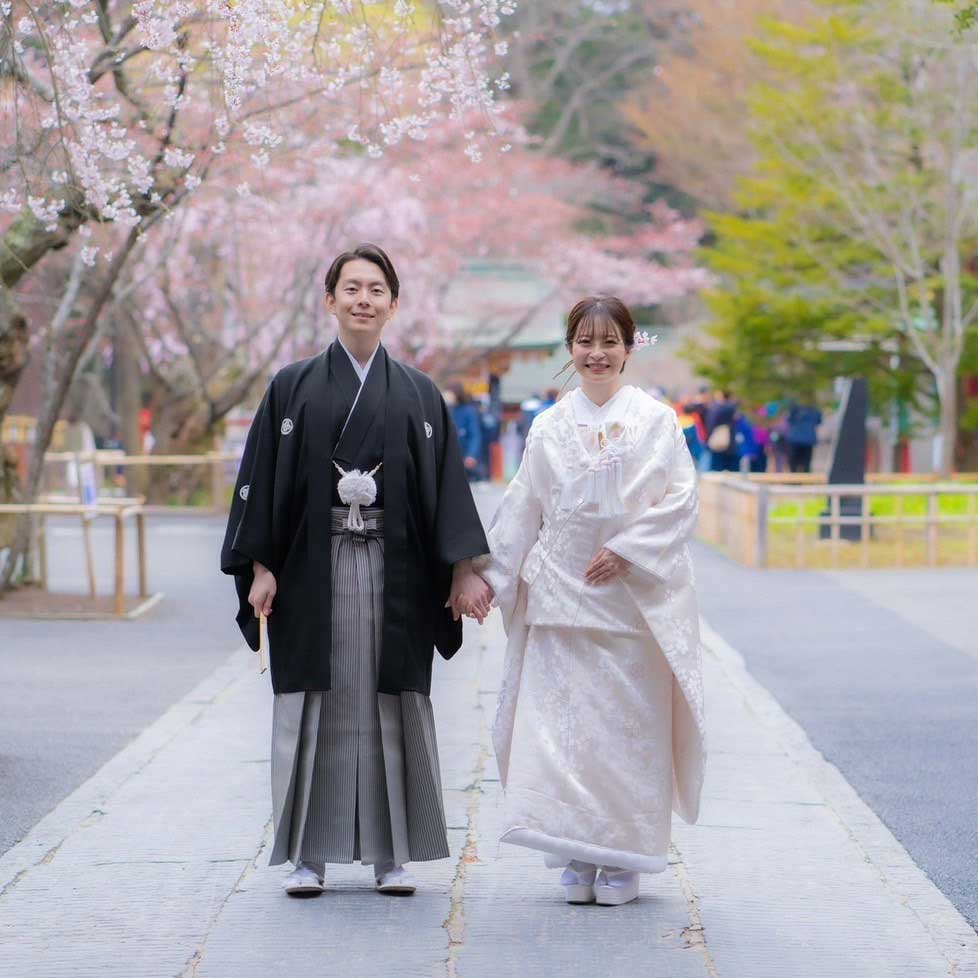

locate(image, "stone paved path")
[[2, 604, 975, 978]]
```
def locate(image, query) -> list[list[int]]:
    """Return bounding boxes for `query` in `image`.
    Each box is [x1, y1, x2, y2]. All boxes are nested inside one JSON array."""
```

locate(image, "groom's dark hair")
[[324, 243, 400, 301]]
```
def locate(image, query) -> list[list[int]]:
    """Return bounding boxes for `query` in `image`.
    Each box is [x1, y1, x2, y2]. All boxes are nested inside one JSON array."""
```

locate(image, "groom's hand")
[[463, 575, 494, 624], [447, 561, 493, 623], [249, 561, 277, 616]]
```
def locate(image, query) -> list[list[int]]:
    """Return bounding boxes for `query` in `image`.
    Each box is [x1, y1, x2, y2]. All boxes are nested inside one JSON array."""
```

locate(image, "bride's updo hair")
[[565, 296, 636, 351]]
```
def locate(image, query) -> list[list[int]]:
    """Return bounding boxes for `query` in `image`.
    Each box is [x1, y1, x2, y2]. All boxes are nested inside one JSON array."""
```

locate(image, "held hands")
[[447, 560, 494, 624], [249, 561, 277, 617], [584, 548, 630, 586], [249, 557, 494, 625]]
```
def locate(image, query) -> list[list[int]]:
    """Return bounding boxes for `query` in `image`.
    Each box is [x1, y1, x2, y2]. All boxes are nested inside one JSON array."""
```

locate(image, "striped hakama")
[[268, 507, 449, 868]]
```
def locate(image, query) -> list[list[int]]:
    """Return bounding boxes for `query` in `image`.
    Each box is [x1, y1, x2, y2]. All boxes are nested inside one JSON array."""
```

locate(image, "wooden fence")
[[28, 453, 978, 570], [0, 500, 156, 616], [698, 473, 978, 569], [42, 451, 240, 513]]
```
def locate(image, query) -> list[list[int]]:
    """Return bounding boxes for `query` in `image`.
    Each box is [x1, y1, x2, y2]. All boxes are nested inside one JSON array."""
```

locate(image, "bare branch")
[[0, 48, 55, 102], [543, 46, 655, 154], [120, 302, 177, 394]]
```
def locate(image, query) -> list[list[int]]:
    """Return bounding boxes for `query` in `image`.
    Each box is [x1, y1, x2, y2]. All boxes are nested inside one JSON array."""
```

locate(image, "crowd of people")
[[443, 385, 562, 483], [676, 389, 822, 475], [446, 381, 823, 480]]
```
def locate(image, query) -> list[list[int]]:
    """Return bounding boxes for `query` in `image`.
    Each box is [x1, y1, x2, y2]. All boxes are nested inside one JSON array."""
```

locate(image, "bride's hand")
[[447, 567, 493, 623], [584, 548, 630, 586]]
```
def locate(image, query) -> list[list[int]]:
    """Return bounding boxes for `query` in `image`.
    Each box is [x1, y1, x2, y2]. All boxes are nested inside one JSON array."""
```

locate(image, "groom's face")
[[325, 258, 397, 342]]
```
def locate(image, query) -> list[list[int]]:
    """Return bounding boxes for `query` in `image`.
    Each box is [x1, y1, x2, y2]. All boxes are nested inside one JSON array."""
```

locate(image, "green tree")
[[691, 0, 978, 473], [502, 0, 701, 223], [689, 201, 922, 413], [935, 0, 978, 30], [504, 1, 673, 169]]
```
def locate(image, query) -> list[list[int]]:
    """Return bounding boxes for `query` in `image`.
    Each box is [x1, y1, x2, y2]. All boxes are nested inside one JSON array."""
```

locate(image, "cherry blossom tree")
[[110, 122, 706, 476], [9, 122, 706, 510], [0, 0, 515, 582], [0, 0, 516, 420]]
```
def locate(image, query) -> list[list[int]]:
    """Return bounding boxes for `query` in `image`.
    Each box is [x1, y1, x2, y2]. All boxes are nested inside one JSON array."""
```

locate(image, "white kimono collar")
[[570, 385, 636, 429], [559, 386, 638, 517], [337, 336, 380, 387]]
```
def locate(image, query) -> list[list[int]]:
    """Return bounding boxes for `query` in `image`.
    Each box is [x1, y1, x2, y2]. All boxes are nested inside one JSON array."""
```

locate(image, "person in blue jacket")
[[451, 384, 484, 481], [704, 391, 740, 472], [786, 402, 822, 473]]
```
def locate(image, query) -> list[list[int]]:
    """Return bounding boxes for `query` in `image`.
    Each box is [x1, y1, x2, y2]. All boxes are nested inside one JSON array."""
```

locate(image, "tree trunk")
[[144, 401, 213, 505], [936, 367, 958, 477], [114, 315, 147, 497], [0, 229, 140, 589], [0, 202, 90, 443], [0, 288, 30, 575], [0, 288, 30, 427]]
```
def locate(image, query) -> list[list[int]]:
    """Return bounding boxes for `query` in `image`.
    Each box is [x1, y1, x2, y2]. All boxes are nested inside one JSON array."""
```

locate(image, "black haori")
[[220, 341, 489, 695]]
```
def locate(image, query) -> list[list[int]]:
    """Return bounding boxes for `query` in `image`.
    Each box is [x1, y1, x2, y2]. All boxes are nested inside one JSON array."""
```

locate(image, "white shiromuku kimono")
[[479, 385, 705, 873]]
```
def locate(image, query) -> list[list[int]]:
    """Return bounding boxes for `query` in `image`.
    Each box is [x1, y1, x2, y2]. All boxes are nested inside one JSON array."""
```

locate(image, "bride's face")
[[570, 319, 629, 385]]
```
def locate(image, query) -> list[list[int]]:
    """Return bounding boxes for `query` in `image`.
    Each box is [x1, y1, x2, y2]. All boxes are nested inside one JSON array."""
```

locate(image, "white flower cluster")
[[0, 189, 21, 214], [3, 0, 515, 269], [28, 196, 65, 232], [163, 147, 195, 171]]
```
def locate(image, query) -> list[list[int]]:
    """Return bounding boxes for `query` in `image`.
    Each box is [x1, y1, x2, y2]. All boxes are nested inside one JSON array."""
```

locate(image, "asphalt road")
[[0, 515, 239, 855], [691, 541, 978, 929]]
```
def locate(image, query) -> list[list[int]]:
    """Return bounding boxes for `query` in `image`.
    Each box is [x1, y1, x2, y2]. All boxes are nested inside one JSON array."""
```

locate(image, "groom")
[[221, 243, 492, 896]]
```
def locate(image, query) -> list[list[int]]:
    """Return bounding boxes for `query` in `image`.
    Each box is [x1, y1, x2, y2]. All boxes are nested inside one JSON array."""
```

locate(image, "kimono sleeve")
[[220, 383, 278, 650], [432, 391, 489, 567], [604, 415, 698, 585], [476, 425, 543, 626]]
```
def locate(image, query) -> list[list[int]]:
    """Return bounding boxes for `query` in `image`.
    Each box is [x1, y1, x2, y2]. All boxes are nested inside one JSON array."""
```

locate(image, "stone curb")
[[0, 645, 254, 897]]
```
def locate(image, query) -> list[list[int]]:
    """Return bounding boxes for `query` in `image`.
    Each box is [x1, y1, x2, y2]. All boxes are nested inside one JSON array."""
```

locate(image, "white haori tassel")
[[558, 445, 626, 516], [558, 474, 583, 511], [333, 461, 382, 532]]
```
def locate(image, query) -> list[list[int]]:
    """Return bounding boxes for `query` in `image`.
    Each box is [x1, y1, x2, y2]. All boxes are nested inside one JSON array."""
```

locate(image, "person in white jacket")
[[475, 296, 706, 907]]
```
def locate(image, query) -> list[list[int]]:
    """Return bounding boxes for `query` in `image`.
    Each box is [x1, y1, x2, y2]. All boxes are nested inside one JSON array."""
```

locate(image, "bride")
[[475, 295, 705, 907]]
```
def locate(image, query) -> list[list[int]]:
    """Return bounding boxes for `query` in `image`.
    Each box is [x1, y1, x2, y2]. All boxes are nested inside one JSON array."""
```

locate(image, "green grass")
[[762, 493, 977, 568], [769, 495, 975, 520], [701, 488, 978, 569]]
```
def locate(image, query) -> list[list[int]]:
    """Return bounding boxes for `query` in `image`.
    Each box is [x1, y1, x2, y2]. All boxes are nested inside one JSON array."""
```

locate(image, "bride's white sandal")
[[560, 860, 597, 904], [595, 866, 639, 906]]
